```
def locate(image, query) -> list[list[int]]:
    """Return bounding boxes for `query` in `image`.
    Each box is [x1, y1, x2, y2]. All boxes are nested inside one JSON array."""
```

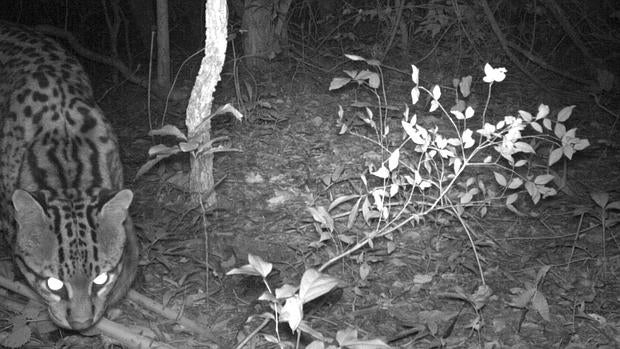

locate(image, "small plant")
[[136, 103, 243, 179], [508, 265, 552, 327], [226, 254, 389, 348], [297, 56, 592, 341], [319, 57, 590, 272], [569, 192, 620, 264]]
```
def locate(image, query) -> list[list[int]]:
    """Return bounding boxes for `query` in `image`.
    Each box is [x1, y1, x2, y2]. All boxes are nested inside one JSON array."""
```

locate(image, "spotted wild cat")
[[0, 21, 138, 330]]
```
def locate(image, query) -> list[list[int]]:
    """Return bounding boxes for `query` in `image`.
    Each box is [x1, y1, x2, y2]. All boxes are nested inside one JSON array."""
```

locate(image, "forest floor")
[[7, 44, 617, 348]]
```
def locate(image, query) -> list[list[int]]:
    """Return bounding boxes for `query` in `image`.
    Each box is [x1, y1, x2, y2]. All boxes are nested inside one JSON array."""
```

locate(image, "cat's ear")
[[98, 189, 133, 267], [12, 189, 57, 267]]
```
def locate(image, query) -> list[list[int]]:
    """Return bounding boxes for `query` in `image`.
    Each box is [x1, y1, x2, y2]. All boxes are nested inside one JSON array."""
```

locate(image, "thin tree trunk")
[[186, 0, 228, 205], [156, 0, 171, 90]]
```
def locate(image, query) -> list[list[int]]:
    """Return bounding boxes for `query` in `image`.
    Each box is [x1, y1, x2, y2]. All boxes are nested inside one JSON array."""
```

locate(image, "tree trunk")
[[185, 0, 228, 205], [127, 0, 155, 51], [241, 0, 291, 69], [156, 0, 171, 90]]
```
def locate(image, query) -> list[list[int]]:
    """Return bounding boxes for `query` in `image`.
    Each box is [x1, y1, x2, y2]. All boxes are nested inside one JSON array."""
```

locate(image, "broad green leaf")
[[508, 178, 524, 189], [135, 154, 166, 179], [388, 148, 400, 171], [548, 148, 563, 166], [148, 124, 187, 140], [459, 76, 472, 97], [529, 121, 542, 133], [554, 122, 566, 139], [465, 106, 474, 119], [275, 284, 298, 299], [460, 191, 473, 204], [148, 144, 180, 156], [359, 262, 370, 280], [366, 59, 381, 67], [534, 174, 554, 185], [307, 206, 335, 232], [345, 54, 366, 61], [514, 159, 528, 167], [508, 288, 535, 308], [494, 172, 507, 187], [532, 291, 550, 321], [299, 269, 339, 304], [536, 104, 550, 120], [280, 296, 303, 331], [347, 196, 363, 230], [329, 77, 352, 91], [371, 165, 390, 179], [248, 254, 273, 277], [411, 65, 419, 85], [328, 195, 360, 212], [557, 105, 575, 122], [518, 110, 533, 122], [606, 201, 620, 211], [411, 86, 420, 104], [590, 192, 609, 208], [432, 85, 441, 100]]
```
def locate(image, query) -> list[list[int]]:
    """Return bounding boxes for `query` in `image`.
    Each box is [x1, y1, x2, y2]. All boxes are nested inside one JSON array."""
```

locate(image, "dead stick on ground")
[[127, 290, 214, 337]]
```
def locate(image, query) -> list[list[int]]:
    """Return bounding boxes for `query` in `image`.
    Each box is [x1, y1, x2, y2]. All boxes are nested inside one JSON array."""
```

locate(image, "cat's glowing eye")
[[46, 277, 64, 291], [93, 272, 108, 285]]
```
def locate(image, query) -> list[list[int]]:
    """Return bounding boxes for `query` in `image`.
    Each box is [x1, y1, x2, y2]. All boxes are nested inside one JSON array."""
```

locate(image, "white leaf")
[[534, 174, 554, 185], [148, 124, 188, 140], [345, 54, 366, 61], [494, 172, 507, 187], [554, 122, 566, 139], [248, 254, 273, 277], [518, 110, 533, 122], [465, 106, 475, 119], [298, 269, 340, 303], [532, 292, 550, 321], [280, 296, 303, 331], [536, 104, 549, 120], [508, 178, 524, 189], [329, 77, 352, 91], [514, 159, 528, 167], [459, 76, 472, 97], [371, 165, 390, 179], [506, 193, 518, 205], [548, 148, 563, 166], [530, 121, 542, 133], [388, 148, 400, 171], [359, 262, 370, 280], [411, 86, 420, 105], [411, 65, 419, 85], [432, 85, 441, 100], [275, 284, 299, 299], [557, 105, 575, 122], [462, 129, 475, 149]]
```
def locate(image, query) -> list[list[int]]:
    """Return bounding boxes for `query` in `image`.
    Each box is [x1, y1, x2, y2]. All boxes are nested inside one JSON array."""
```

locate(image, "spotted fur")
[[0, 21, 138, 330]]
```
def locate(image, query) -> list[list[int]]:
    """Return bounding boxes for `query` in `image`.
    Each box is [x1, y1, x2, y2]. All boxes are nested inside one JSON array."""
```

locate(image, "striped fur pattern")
[[0, 21, 138, 330]]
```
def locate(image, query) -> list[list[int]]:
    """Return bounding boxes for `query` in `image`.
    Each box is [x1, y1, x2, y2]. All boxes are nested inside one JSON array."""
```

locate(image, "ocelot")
[[0, 21, 138, 331]]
